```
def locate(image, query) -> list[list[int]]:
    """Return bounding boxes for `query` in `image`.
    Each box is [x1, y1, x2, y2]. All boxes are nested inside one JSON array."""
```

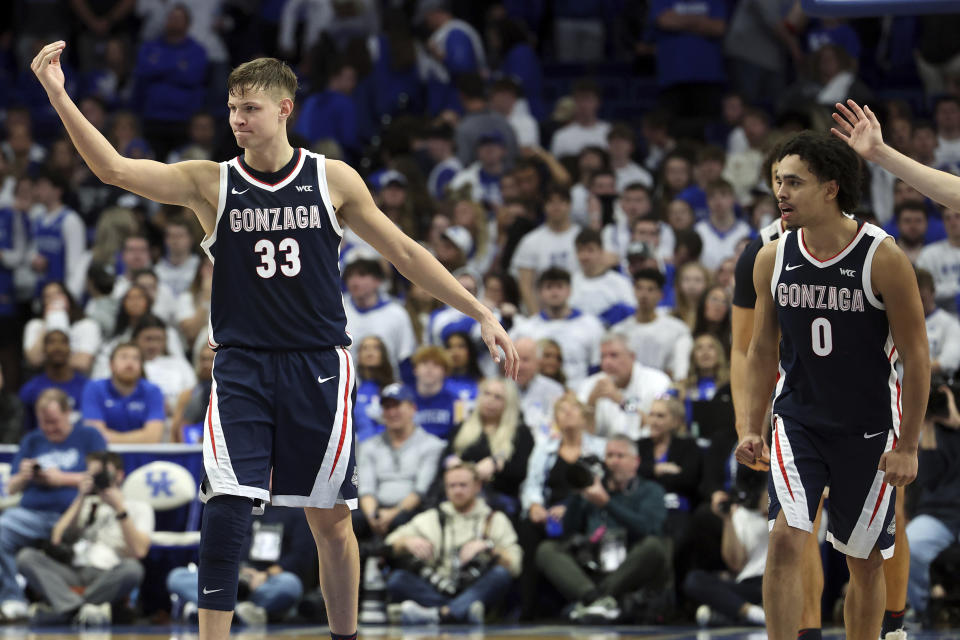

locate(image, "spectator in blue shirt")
[[0, 389, 106, 620], [19, 330, 88, 433], [650, 0, 727, 135], [492, 18, 545, 121], [81, 343, 165, 444], [411, 346, 462, 440], [418, 0, 487, 115], [132, 4, 208, 160], [293, 60, 359, 160]]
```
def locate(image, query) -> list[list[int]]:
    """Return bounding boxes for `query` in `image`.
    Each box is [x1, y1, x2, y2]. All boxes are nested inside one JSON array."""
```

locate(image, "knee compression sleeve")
[[198, 495, 254, 611]]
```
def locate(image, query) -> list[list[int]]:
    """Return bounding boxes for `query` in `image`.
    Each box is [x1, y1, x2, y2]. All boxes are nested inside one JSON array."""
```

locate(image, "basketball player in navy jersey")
[[737, 131, 929, 640], [31, 41, 519, 640], [732, 142, 913, 640]]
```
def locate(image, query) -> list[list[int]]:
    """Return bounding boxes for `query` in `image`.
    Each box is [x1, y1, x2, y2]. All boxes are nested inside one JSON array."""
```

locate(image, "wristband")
[[115, 511, 128, 521]]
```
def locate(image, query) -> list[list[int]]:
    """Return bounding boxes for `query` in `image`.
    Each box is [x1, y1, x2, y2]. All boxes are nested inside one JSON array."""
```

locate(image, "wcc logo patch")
[[352, 467, 359, 488]]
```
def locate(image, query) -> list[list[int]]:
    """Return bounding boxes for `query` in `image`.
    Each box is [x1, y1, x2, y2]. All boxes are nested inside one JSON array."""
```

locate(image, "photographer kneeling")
[[384, 463, 522, 625], [16, 451, 154, 626], [681, 466, 767, 627], [535, 435, 670, 622]]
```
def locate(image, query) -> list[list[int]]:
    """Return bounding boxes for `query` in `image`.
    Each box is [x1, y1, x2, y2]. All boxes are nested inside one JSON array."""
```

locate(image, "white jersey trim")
[[771, 230, 788, 298], [230, 149, 308, 192], [199, 162, 229, 262], [306, 151, 343, 238], [862, 225, 889, 310]]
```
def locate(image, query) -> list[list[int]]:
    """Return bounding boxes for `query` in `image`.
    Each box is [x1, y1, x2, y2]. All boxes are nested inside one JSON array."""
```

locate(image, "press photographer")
[[535, 435, 670, 623], [904, 380, 960, 626], [681, 466, 768, 627], [384, 463, 522, 625], [15, 451, 154, 626]]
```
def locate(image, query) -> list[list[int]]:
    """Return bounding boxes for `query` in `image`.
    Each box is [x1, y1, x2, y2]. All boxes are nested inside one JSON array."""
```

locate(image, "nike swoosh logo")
[[231, 187, 248, 195], [785, 264, 803, 271], [863, 432, 885, 439], [318, 376, 336, 384], [202, 587, 223, 595]]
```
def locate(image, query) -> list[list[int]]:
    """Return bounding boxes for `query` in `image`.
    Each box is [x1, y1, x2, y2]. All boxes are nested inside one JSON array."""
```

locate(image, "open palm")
[[831, 99, 885, 161], [30, 41, 67, 96]]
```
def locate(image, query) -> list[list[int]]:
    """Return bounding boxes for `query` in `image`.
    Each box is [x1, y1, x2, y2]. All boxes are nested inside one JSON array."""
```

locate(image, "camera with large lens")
[[456, 550, 496, 590], [728, 466, 768, 512], [566, 455, 607, 490], [418, 563, 458, 596], [928, 375, 960, 418], [92, 469, 114, 491]]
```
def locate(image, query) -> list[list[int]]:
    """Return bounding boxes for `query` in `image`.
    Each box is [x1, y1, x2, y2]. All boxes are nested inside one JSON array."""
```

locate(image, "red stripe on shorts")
[[774, 418, 795, 501], [207, 389, 218, 465]]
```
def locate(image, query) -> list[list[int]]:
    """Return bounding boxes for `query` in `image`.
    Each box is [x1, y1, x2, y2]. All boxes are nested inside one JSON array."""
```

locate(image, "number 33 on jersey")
[[770, 221, 901, 436], [201, 149, 351, 351]]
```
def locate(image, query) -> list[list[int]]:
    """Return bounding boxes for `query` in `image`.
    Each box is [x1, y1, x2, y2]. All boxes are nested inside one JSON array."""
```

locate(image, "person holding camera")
[[905, 381, 960, 622], [681, 466, 768, 627], [15, 450, 154, 625], [384, 462, 522, 625], [535, 435, 669, 622], [0, 388, 106, 621]]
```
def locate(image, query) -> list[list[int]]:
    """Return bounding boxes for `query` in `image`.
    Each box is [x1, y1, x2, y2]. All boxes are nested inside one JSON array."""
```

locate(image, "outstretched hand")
[[480, 312, 519, 380], [830, 100, 885, 162], [30, 41, 68, 97]]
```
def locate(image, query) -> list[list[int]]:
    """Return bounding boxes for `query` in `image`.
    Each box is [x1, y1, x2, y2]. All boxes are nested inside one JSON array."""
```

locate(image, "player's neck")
[[242, 140, 296, 173], [799, 214, 858, 260]]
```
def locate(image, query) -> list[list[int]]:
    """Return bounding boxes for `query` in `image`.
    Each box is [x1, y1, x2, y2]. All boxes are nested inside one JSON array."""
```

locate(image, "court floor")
[[0, 625, 958, 640]]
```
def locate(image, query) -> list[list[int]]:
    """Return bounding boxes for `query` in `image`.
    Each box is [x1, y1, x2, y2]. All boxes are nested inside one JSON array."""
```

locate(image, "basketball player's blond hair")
[[228, 58, 298, 100]]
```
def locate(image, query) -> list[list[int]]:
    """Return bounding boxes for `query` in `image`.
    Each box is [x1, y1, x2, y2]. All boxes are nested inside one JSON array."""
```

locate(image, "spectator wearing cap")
[[132, 4, 208, 159], [694, 180, 753, 271], [510, 268, 603, 387], [19, 330, 88, 433], [454, 74, 518, 169], [425, 124, 463, 200], [418, 0, 488, 115], [578, 332, 672, 439], [343, 258, 417, 378], [612, 269, 692, 381], [510, 187, 582, 315], [549, 79, 611, 160], [81, 343, 165, 444], [29, 169, 87, 301], [411, 346, 462, 440], [292, 59, 360, 160], [357, 383, 445, 538], [490, 78, 539, 148], [450, 131, 507, 206], [434, 226, 474, 273], [570, 229, 634, 327], [608, 124, 653, 192]]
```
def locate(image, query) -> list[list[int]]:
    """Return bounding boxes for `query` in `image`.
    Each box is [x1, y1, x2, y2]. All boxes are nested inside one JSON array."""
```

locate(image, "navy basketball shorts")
[[768, 414, 896, 559], [199, 345, 358, 512]]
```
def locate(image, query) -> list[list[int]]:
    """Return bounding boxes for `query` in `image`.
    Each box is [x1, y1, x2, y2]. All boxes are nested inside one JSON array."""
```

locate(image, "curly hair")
[[777, 130, 863, 213]]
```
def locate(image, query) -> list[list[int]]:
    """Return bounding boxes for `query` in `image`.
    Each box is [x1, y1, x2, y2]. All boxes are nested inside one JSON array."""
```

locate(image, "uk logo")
[[146, 471, 174, 498]]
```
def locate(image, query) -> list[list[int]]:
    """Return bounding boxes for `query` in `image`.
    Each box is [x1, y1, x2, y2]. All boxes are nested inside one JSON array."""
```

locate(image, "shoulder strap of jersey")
[[770, 230, 790, 298], [861, 223, 889, 310], [760, 218, 784, 245]]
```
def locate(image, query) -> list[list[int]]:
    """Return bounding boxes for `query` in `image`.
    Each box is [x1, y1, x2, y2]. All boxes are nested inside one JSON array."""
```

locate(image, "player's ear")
[[278, 97, 294, 120], [823, 179, 839, 202]]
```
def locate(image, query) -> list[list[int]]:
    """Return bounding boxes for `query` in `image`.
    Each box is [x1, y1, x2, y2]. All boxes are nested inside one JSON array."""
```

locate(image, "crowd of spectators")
[[2, 0, 960, 629]]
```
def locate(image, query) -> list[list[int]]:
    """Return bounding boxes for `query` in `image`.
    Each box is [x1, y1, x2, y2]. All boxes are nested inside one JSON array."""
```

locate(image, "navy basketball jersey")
[[771, 220, 900, 435], [201, 149, 351, 350]]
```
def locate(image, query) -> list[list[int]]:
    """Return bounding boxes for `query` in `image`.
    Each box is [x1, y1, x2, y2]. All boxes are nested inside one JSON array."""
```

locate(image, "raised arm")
[[832, 99, 960, 212], [31, 42, 220, 233], [872, 239, 930, 487], [328, 159, 519, 378], [735, 243, 779, 470]]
